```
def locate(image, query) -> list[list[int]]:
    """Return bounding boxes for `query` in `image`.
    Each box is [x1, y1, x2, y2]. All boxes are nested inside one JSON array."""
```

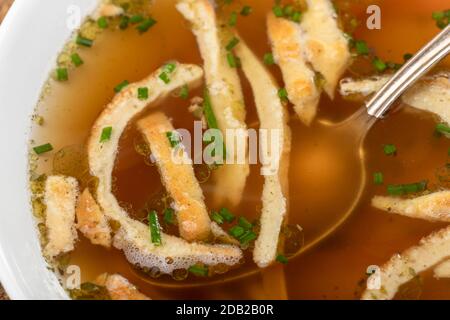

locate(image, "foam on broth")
[[29, 0, 450, 299]]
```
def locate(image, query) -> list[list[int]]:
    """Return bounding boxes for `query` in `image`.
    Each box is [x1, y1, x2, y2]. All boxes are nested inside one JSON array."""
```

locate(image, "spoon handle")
[[366, 24, 450, 118]]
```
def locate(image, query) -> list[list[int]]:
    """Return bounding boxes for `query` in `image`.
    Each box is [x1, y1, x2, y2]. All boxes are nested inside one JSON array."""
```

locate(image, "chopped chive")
[[119, 15, 130, 29], [163, 208, 175, 225], [273, 5, 284, 17], [432, 11, 445, 21], [436, 123, 450, 135], [229, 225, 245, 238], [226, 37, 240, 51], [71, 53, 84, 67], [373, 172, 384, 185], [114, 80, 129, 93], [148, 210, 162, 246], [163, 63, 177, 73], [100, 126, 113, 142], [263, 52, 275, 65], [283, 5, 294, 17], [137, 18, 157, 33], [203, 90, 219, 129], [403, 53, 413, 61], [179, 85, 189, 100], [129, 14, 144, 24], [240, 5, 252, 16], [228, 11, 238, 26], [383, 144, 397, 156], [290, 11, 302, 23], [387, 180, 427, 196], [238, 217, 253, 230], [239, 230, 257, 245], [278, 88, 289, 102], [97, 16, 108, 29], [219, 207, 235, 223], [159, 72, 170, 84], [227, 52, 239, 68], [56, 68, 68, 81], [76, 36, 93, 47], [33, 143, 53, 155], [166, 131, 181, 148], [188, 265, 208, 277], [276, 254, 288, 264], [137, 87, 149, 100], [355, 40, 369, 55], [372, 57, 387, 72], [211, 212, 224, 225]]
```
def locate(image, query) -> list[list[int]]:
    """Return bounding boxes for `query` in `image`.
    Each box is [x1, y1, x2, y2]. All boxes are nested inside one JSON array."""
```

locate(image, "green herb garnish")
[[387, 180, 427, 196], [219, 207, 235, 223], [114, 80, 129, 93], [238, 217, 253, 230], [239, 230, 257, 245], [71, 53, 84, 67], [163, 208, 175, 225], [148, 210, 162, 246], [119, 15, 130, 29], [188, 265, 208, 277], [229, 225, 245, 238], [355, 40, 369, 55], [226, 37, 240, 51], [137, 18, 157, 33], [129, 15, 144, 24], [276, 254, 288, 264], [76, 36, 93, 47], [278, 88, 289, 102], [383, 144, 397, 156], [33, 143, 53, 155], [211, 212, 224, 225], [436, 123, 450, 135], [264, 52, 275, 65], [56, 68, 68, 81], [166, 131, 181, 148], [240, 6, 252, 16], [137, 87, 149, 100], [373, 172, 384, 185], [97, 16, 108, 29], [100, 127, 113, 142], [179, 85, 189, 100], [229, 11, 238, 26], [203, 90, 219, 129], [372, 57, 387, 72]]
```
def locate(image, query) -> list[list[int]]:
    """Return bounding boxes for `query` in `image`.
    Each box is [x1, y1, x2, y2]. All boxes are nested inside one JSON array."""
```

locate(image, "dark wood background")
[[0, 0, 14, 301]]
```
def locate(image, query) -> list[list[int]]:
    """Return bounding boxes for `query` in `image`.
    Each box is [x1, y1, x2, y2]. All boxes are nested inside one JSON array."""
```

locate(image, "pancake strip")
[[44, 175, 79, 258], [137, 112, 211, 242], [87, 63, 242, 275], [176, 0, 249, 207], [235, 37, 291, 267]]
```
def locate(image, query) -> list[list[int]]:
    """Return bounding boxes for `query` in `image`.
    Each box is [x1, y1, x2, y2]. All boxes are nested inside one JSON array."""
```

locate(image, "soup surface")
[[29, 0, 450, 299]]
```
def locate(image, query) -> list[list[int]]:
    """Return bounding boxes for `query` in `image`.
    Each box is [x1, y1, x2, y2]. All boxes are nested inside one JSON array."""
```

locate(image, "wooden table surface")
[[0, 0, 14, 301]]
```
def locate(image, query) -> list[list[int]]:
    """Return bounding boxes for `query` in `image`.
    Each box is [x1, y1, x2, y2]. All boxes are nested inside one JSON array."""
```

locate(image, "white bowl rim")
[[0, 0, 97, 300]]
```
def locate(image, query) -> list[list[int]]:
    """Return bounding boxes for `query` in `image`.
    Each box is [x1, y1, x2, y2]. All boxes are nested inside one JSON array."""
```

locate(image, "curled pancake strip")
[[267, 13, 320, 125], [362, 225, 450, 300], [372, 190, 450, 223], [301, 0, 351, 98], [235, 38, 291, 268], [339, 72, 450, 124], [176, 0, 249, 207], [87, 63, 242, 275]]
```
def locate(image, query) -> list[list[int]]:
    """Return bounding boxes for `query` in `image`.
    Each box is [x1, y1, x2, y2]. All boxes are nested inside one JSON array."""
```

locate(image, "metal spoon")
[[292, 24, 450, 258]]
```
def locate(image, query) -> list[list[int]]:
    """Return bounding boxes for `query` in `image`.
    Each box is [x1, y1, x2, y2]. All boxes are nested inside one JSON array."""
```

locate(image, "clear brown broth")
[[30, 0, 450, 299]]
